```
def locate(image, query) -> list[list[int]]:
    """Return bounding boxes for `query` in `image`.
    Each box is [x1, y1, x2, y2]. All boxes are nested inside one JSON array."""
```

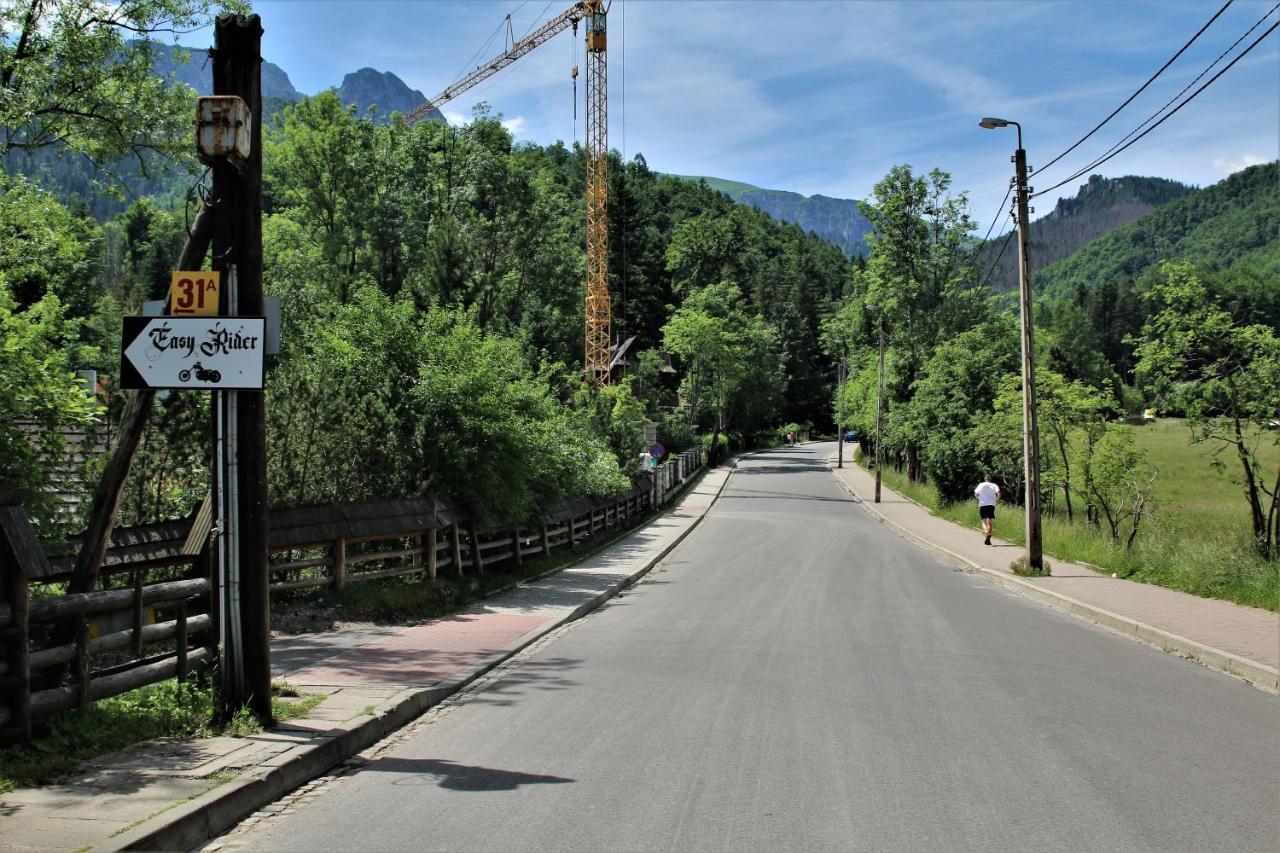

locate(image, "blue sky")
[[187, 0, 1278, 228]]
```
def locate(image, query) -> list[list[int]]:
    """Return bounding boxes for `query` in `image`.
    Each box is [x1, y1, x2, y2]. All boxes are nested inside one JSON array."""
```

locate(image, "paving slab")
[[828, 449, 1279, 689]]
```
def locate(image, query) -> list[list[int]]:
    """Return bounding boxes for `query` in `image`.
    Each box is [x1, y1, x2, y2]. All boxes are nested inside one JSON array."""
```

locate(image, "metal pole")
[[875, 318, 885, 504], [836, 358, 846, 468], [1013, 143, 1044, 571]]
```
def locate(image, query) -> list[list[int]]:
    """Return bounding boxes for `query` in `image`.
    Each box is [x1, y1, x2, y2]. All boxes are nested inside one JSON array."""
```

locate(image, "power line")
[[972, 183, 1013, 257], [1033, 15, 1280, 199], [961, 183, 1013, 283], [1036, 0, 1235, 177], [1035, 1, 1279, 197], [522, 0, 556, 39], [978, 229, 1017, 291]]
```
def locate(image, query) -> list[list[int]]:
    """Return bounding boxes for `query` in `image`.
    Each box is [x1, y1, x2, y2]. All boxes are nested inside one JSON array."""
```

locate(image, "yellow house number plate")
[[169, 270, 221, 316]]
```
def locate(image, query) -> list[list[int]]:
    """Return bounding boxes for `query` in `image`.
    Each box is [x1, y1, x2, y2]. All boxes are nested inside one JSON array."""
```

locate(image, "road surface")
[[211, 444, 1279, 852]]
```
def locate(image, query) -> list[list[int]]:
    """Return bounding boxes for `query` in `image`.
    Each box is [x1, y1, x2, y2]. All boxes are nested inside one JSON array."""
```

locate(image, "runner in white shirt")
[[974, 474, 1001, 546]]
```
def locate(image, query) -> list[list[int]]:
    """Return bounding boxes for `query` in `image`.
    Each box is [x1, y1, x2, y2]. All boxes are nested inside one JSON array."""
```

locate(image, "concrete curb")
[[828, 464, 1279, 695], [94, 462, 739, 852]]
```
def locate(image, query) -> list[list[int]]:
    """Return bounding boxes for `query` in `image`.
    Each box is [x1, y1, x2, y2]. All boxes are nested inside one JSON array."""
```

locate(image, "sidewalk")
[[829, 456, 1279, 692], [0, 465, 733, 853]]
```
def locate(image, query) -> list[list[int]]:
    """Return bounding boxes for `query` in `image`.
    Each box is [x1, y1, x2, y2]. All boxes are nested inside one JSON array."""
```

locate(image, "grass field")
[[867, 418, 1279, 612]]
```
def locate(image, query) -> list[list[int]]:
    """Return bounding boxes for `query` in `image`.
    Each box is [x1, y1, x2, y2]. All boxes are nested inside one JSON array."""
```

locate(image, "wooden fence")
[[0, 447, 703, 743]]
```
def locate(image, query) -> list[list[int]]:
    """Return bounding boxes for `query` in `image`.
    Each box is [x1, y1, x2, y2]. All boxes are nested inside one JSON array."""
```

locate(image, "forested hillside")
[[980, 174, 1194, 292], [1035, 162, 1278, 296], [1034, 162, 1279, 391], [673, 175, 873, 257]]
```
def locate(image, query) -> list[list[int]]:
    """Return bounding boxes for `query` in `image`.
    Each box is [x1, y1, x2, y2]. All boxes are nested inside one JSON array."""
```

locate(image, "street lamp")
[[980, 116, 1044, 572]]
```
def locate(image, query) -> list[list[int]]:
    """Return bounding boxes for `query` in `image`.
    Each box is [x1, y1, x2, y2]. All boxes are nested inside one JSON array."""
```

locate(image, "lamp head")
[[979, 117, 1009, 129]]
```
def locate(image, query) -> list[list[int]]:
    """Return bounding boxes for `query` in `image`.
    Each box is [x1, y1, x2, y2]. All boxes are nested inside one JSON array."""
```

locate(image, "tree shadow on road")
[[377, 757, 575, 791]]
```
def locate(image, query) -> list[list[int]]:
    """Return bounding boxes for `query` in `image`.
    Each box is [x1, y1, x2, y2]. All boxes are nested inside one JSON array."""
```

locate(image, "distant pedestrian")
[[974, 474, 1001, 546]]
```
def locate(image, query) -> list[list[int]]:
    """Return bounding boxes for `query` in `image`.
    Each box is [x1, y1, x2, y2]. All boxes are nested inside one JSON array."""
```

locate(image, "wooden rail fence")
[[0, 447, 703, 743]]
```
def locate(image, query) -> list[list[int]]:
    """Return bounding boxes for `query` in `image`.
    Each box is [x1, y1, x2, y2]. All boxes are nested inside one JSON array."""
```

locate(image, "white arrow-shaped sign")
[[121, 316, 266, 390]]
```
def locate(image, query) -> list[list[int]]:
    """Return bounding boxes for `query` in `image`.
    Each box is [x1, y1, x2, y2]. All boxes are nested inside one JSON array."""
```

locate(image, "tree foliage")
[[1135, 262, 1280, 558], [1, 0, 239, 182]]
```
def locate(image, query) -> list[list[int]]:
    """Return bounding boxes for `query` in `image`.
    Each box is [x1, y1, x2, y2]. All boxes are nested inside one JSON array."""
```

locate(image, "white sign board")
[[121, 316, 266, 390]]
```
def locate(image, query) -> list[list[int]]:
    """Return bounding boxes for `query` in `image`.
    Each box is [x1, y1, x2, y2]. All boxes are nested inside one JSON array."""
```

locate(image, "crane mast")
[[582, 3, 610, 385], [405, 0, 612, 386]]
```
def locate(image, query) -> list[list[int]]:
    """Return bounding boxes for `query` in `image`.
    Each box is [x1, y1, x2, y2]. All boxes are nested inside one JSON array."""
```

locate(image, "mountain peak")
[[336, 68, 440, 122]]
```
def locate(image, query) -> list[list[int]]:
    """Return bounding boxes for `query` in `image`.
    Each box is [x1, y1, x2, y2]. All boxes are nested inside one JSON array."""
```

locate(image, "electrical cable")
[[1035, 1, 1278, 196], [1036, 0, 1235, 176], [523, 0, 556, 39], [1033, 15, 1280, 199], [978, 229, 1017, 291], [964, 182, 1013, 273]]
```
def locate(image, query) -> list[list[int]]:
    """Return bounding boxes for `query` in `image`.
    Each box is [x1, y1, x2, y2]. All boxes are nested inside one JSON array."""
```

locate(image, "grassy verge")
[[867, 461, 1279, 612], [0, 676, 324, 793]]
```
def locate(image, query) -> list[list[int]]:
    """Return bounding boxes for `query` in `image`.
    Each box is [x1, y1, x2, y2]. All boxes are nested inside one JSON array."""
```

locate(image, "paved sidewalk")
[[0, 465, 733, 852], [828, 452, 1279, 691]]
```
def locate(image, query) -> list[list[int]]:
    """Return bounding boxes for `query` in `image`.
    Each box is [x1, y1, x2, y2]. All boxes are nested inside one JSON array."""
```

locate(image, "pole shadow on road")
[[378, 758, 575, 791]]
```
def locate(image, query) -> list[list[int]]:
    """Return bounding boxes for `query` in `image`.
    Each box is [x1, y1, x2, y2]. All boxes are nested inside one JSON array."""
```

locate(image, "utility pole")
[[1013, 143, 1044, 571], [211, 14, 272, 721], [836, 358, 846, 468], [875, 318, 885, 504]]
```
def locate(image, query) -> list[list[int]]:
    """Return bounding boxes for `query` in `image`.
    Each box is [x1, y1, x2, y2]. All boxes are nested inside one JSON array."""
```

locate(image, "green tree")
[[1134, 262, 1280, 558], [1036, 371, 1113, 522], [902, 318, 1019, 501], [858, 165, 984, 480], [0, 175, 99, 315], [1084, 425, 1158, 549], [1, 0, 238, 180], [0, 279, 100, 534], [662, 282, 780, 461]]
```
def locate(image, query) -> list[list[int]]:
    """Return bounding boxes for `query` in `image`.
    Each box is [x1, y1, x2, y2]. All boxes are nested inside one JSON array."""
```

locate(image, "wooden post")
[[213, 13, 272, 722], [75, 618, 90, 711], [468, 523, 484, 575], [425, 529, 438, 580], [511, 529, 522, 568], [541, 525, 551, 556], [131, 570, 144, 657], [450, 524, 464, 575], [0, 509, 32, 743], [332, 538, 347, 591], [175, 601, 188, 684]]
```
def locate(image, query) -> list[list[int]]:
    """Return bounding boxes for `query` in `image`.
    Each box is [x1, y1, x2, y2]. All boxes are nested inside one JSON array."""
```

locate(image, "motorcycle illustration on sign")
[[178, 362, 222, 383]]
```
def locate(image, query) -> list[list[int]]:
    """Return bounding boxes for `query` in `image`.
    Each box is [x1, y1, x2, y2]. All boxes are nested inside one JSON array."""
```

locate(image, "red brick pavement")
[[287, 612, 549, 686]]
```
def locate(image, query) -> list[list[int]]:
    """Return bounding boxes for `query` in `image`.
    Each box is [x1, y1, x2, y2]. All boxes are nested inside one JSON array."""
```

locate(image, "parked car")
[[842, 430, 856, 442]]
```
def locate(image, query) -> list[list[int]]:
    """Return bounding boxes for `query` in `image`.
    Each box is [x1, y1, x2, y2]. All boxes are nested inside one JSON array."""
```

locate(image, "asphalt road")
[[215, 444, 1279, 853]]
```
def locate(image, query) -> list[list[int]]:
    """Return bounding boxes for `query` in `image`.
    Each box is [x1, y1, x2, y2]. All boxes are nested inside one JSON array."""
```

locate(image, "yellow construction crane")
[[404, 0, 612, 386]]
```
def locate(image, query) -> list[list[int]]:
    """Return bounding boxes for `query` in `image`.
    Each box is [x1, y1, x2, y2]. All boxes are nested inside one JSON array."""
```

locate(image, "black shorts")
[[979, 505, 995, 520]]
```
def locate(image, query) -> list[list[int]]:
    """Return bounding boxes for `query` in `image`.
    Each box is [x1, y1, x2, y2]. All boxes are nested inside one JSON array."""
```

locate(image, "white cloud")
[[1213, 153, 1267, 175], [443, 110, 467, 127], [501, 115, 527, 135]]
